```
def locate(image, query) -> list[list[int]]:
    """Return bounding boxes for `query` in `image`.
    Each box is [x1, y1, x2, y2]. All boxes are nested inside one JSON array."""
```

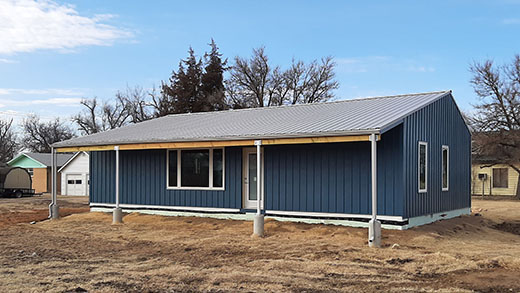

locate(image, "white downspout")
[[115, 146, 120, 209], [368, 133, 381, 247], [49, 147, 59, 219], [256, 140, 262, 215], [253, 140, 264, 236], [113, 146, 123, 223]]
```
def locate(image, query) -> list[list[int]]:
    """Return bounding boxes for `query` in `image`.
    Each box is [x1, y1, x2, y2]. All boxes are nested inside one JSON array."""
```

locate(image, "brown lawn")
[[0, 195, 519, 292]]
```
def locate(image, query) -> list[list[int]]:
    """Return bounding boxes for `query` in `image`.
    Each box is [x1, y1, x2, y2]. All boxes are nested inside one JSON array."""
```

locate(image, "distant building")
[[472, 161, 519, 197], [58, 152, 90, 196], [7, 153, 74, 194]]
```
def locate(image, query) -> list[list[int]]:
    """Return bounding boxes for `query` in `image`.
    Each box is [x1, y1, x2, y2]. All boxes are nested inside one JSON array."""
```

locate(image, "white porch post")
[[253, 140, 264, 236], [49, 147, 59, 219], [368, 134, 381, 247], [113, 146, 123, 224]]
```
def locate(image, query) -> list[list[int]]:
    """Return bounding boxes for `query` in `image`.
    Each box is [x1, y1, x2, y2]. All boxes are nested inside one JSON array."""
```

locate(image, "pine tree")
[[200, 39, 228, 111], [160, 47, 203, 114]]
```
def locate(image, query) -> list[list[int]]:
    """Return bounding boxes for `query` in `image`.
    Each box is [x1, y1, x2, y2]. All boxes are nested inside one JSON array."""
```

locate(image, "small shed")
[[52, 91, 471, 230], [7, 153, 74, 194], [58, 152, 90, 196], [0, 167, 31, 189]]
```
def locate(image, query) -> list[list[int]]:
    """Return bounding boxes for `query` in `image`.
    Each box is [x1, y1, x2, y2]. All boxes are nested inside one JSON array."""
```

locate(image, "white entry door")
[[66, 174, 85, 196], [243, 148, 263, 209]]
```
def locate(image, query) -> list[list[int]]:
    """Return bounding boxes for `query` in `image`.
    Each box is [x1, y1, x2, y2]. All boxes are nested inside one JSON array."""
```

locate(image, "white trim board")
[[266, 210, 404, 222], [90, 202, 240, 213]]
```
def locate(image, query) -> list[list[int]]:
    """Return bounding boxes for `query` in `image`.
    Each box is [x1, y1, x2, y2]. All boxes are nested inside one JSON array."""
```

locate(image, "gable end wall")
[[402, 94, 471, 218]]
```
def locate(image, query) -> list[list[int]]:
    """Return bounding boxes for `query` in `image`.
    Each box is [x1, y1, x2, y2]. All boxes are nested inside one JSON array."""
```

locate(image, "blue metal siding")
[[402, 94, 471, 218], [264, 125, 404, 217], [90, 147, 242, 209], [89, 95, 471, 220]]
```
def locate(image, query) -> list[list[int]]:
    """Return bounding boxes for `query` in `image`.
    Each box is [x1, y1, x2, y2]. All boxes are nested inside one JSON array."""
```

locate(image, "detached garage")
[[59, 152, 89, 196]]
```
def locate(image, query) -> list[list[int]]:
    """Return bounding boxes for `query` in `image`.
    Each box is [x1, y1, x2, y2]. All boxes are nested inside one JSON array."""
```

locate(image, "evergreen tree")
[[156, 41, 228, 116], [160, 47, 203, 114], [201, 39, 228, 111]]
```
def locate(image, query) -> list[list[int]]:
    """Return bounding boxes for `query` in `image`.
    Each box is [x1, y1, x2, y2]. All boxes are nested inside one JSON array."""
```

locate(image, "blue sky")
[[1, 0, 519, 127]]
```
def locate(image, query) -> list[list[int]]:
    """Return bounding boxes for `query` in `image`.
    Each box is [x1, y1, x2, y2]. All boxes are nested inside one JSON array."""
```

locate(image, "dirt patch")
[[0, 196, 519, 292], [493, 221, 520, 236], [447, 268, 520, 293]]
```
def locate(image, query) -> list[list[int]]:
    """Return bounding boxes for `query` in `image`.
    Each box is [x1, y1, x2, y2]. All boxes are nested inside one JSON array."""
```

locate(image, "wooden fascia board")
[[55, 134, 379, 152]]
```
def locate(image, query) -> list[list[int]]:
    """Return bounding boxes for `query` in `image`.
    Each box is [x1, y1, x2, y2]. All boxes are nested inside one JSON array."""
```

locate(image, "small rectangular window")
[[168, 150, 178, 187], [75, 180, 82, 184], [213, 149, 223, 188], [181, 149, 210, 187], [418, 141, 428, 193], [492, 168, 508, 188], [67, 180, 74, 184], [442, 145, 449, 191]]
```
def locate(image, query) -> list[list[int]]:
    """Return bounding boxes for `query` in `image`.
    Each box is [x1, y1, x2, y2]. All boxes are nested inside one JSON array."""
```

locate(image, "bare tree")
[[227, 47, 339, 108], [72, 98, 101, 135], [73, 92, 136, 135], [0, 118, 18, 164], [470, 54, 520, 199], [120, 86, 153, 123], [23, 115, 75, 153]]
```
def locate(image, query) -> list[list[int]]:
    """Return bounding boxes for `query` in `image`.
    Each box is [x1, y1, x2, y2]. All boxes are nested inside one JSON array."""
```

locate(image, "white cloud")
[[0, 88, 84, 96], [407, 65, 435, 73], [0, 58, 17, 63], [502, 18, 520, 24], [0, 97, 82, 107], [0, 0, 133, 55]]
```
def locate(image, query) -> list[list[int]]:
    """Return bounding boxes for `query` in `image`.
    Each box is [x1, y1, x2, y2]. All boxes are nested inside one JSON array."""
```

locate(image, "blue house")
[[52, 91, 471, 233]]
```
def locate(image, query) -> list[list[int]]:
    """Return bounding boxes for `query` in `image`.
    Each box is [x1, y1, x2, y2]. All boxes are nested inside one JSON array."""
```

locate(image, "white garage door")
[[66, 174, 85, 196]]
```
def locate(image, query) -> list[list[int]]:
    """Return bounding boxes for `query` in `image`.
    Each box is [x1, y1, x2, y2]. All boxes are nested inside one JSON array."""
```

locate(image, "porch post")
[[253, 140, 264, 236], [113, 146, 123, 224], [49, 147, 59, 219], [368, 134, 381, 247]]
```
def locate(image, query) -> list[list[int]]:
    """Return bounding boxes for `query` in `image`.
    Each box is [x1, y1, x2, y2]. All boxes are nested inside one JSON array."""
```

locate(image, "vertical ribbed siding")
[[403, 94, 471, 218], [264, 125, 404, 217], [90, 147, 242, 209]]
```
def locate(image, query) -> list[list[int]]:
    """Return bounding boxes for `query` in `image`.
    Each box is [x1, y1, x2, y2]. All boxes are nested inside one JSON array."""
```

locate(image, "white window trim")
[[166, 148, 225, 191], [442, 145, 449, 191], [418, 141, 428, 193]]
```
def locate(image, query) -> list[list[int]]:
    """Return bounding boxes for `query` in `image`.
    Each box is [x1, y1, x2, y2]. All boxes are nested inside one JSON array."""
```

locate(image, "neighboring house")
[[53, 90, 471, 229], [471, 162, 520, 197], [58, 152, 90, 196], [7, 153, 74, 194]]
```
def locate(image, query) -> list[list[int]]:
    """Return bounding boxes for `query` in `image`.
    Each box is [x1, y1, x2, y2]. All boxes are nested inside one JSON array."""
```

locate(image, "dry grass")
[[0, 195, 519, 292]]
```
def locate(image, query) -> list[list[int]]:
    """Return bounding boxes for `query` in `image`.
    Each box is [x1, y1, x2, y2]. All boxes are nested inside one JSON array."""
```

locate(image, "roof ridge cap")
[[164, 90, 452, 118]]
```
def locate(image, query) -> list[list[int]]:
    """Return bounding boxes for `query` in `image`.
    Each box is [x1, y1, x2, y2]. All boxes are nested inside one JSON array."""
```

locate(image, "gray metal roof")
[[25, 153, 75, 167], [54, 91, 452, 148]]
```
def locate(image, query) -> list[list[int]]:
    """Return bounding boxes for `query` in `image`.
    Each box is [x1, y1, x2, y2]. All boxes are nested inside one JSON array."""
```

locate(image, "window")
[[167, 148, 224, 189], [418, 141, 428, 193], [442, 145, 449, 191], [75, 180, 82, 184], [492, 168, 508, 188], [213, 149, 223, 188], [168, 150, 178, 187], [67, 180, 74, 184]]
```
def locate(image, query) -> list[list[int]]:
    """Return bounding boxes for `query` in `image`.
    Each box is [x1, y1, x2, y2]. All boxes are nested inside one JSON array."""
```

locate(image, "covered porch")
[[50, 133, 383, 247]]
